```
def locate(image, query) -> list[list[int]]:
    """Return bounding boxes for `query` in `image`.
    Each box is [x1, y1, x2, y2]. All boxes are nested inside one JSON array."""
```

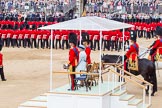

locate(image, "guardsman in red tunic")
[[0, 47, 6, 81], [55, 30, 62, 49], [12, 28, 19, 48], [146, 24, 151, 39], [87, 30, 94, 50], [68, 32, 79, 91], [6, 29, 13, 47], [149, 26, 162, 62], [81, 32, 91, 64], [1, 25, 7, 46], [124, 31, 139, 70], [42, 30, 50, 49], [111, 30, 117, 51], [93, 31, 100, 51], [102, 31, 111, 51], [61, 30, 69, 50], [30, 25, 37, 48]]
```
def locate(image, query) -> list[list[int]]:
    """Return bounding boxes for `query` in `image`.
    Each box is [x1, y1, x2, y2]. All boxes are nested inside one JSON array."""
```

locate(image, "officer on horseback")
[[124, 31, 139, 71], [149, 26, 162, 62]]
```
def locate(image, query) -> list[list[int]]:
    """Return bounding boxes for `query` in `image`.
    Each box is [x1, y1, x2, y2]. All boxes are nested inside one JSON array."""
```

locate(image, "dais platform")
[[18, 82, 150, 108], [48, 81, 126, 108]]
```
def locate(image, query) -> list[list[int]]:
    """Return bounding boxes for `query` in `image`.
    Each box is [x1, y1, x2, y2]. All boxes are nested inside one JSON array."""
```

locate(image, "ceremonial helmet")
[[32, 24, 36, 30], [68, 32, 77, 46], [155, 26, 162, 37], [81, 32, 89, 44], [130, 31, 137, 42]]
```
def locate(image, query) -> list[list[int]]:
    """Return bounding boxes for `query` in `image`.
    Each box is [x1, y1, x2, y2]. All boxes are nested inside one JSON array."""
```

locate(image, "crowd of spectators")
[[84, 0, 160, 14]]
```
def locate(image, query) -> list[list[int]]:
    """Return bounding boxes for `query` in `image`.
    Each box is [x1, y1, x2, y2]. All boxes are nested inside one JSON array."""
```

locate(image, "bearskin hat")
[[26, 24, 29, 29], [68, 32, 77, 45], [14, 24, 18, 30], [155, 26, 162, 36], [81, 32, 89, 43], [130, 30, 137, 42], [32, 24, 36, 30]]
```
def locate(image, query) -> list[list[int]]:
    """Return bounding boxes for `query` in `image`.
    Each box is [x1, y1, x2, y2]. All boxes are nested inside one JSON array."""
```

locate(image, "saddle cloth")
[[128, 52, 138, 71]]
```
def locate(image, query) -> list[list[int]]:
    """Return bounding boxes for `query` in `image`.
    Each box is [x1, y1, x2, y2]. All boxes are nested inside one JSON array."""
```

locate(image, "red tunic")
[[126, 43, 139, 61], [23, 30, 30, 39], [61, 30, 69, 40], [55, 30, 62, 40], [102, 31, 111, 40], [18, 30, 24, 39], [42, 30, 50, 40], [6, 30, 13, 38], [12, 30, 19, 39], [152, 39, 162, 54], [69, 47, 79, 67], [111, 31, 117, 41], [0, 53, 3, 66], [85, 47, 91, 64], [124, 31, 130, 41], [30, 30, 37, 39], [1, 30, 8, 39], [93, 31, 100, 40], [37, 31, 43, 39]]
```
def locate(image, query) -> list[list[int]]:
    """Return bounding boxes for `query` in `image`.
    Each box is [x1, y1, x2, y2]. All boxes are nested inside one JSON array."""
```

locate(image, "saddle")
[[155, 47, 162, 62], [128, 52, 138, 71]]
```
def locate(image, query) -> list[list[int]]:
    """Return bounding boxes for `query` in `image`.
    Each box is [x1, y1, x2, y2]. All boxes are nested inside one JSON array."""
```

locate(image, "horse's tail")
[[151, 63, 157, 92]]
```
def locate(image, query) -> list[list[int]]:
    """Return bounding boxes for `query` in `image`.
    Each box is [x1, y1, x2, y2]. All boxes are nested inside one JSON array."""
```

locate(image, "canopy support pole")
[[99, 30, 102, 94], [122, 28, 125, 82], [50, 30, 53, 92]]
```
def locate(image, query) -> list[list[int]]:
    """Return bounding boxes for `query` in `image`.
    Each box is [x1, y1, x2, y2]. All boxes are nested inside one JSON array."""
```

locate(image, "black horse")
[[102, 54, 157, 96]]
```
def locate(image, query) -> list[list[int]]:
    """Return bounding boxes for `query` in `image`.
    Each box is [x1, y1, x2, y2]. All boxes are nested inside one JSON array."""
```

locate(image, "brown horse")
[[86, 62, 103, 89]]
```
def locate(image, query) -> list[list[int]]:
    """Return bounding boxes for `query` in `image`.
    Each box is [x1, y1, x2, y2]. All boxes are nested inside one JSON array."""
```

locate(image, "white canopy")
[[40, 16, 133, 92], [39, 16, 133, 31]]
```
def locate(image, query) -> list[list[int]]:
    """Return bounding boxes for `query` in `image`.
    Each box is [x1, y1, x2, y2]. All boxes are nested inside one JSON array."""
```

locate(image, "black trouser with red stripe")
[[111, 40, 117, 51], [49, 39, 55, 49], [62, 40, 69, 49], [103, 40, 110, 51], [94, 40, 100, 51], [31, 39, 37, 48], [0, 67, 6, 81], [23, 38, 31, 48], [37, 39, 43, 48], [70, 66, 76, 90], [146, 32, 151, 39], [42, 39, 49, 49], [11, 39, 18, 48], [55, 39, 61, 49], [6, 38, 11, 47]]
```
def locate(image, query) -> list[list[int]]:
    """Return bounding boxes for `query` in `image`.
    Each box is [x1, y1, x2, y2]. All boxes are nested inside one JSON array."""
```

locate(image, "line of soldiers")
[[0, 24, 131, 51], [0, 16, 162, 50]]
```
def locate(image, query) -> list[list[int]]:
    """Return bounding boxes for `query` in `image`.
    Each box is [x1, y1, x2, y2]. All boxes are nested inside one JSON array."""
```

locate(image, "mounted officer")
[[149, 26, 162, 62], [124, 31, 139, 71]]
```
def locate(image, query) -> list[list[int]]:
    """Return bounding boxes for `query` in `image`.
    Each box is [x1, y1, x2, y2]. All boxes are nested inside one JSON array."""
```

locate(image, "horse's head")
[[93, 62, 99, 70], [102, 54, 122, 63]]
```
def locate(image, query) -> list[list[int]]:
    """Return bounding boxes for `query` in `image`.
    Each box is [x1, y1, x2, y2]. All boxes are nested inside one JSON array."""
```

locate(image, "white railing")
[[103, 63, 153, 108]]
